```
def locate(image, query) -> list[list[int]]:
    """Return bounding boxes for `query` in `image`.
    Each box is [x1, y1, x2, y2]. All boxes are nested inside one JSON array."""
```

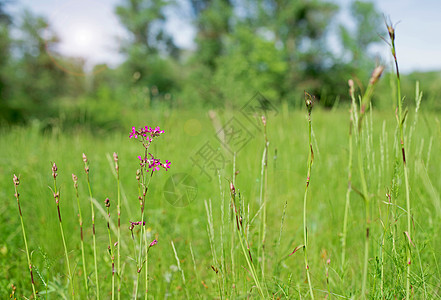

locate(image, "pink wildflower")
[[162, 160, 171, 170], [149, 239, 158, 248]]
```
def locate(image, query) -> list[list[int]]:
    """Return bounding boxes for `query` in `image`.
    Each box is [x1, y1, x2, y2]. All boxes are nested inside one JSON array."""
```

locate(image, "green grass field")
[[1, 102, 441, 299]]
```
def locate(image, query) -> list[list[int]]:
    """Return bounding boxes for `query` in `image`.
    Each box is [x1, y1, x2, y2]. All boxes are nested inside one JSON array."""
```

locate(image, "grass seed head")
[[304, 91, 314, 113], [52, 163, 58, 179], [369, 65, 384, 85]]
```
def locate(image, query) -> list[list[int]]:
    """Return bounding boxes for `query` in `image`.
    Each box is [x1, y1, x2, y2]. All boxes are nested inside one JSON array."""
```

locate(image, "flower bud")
[[13, 174, 19, 186], [72, 174, 78, 188], [52, 163, 58, 179], [229, 182, 235, 195], [149, 239, 158, 248]]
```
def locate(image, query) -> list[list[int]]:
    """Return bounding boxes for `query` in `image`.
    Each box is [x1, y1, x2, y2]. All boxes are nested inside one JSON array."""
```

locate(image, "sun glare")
[[70, 26, 96, 53], [45, 0, 124, 72]]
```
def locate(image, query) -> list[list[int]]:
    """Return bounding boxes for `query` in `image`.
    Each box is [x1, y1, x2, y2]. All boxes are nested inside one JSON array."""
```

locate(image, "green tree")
[[115, 0, 178, 94], [256, 0, 338, 100], [339, 1, 384, 85], [212, 26, 287, 106], [190, 0, 233, 70], [0, 0, 12, 120], [10, 10, 69, 116]]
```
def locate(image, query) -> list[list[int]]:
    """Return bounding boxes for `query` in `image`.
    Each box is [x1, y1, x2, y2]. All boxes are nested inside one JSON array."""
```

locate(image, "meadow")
[[1, 84, 441, 299]]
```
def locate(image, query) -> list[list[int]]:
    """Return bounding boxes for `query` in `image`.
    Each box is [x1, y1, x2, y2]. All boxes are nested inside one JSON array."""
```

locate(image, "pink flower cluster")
[[130, 125, 170, 172], [129, 221, 145, 231], [138, 153, 171, 172], [129, 126, 164, 140]]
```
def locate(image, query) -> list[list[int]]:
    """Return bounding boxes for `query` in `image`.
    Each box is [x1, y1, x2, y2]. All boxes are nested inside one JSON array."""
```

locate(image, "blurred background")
[[0, 0, 440, 128]]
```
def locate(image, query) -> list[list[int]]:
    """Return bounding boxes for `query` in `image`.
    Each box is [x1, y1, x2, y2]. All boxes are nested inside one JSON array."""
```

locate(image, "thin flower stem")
[[354, 65, 383, 298], [231, 153, 237, 295], [341, 80, 356, 273], [105, 198, 115, 300], [386, 20, 412, 299], [130, 126, 168, 298], [114, 153, 121, 300], [73, 174, 89, 297], [259, 116, 269, 283], [357, 135, 370, 299], [303, 91, 315, 300], [381, 192, 392, 298], [145, 243, 149, 300], [229, 183, 267, 298], [83, 154, 100, 300], [13, 175, 37, 299], [52, 170, 74, 297], [171, 241, 190, 299], [135, 166, 152, 299]]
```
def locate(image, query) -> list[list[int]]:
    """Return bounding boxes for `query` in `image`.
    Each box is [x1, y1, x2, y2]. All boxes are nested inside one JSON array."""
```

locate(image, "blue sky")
[[7, 0, 441, 73]]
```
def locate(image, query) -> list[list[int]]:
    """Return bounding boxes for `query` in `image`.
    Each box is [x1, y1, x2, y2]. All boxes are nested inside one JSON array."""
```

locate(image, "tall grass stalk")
[[303, 91, 315, 299], [218, 171, 227, 298], [354, 66, 384, 298], [51, 163, 74, 297], [381, 191, 392, 298], [229, 182, 267, 298], [83, 153, 100, 299], [231, 153, 237, 296], [113, 152, 122, 300], [105, 198, 115, 299], [12, 175, 37, 299], [341, 80, 356, 272], [171, 241, 190, 299], [72, 174, 89, 297], [385, 20, 412, 299], [204, 199, 223, 298], [259, 115, 269, 282]]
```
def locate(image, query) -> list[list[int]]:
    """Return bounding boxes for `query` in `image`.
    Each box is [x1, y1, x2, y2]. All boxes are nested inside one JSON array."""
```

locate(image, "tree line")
[[0, 0, 391, 124]]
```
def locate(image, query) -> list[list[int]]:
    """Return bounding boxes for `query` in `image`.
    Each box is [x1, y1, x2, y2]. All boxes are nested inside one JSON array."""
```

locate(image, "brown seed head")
[[52, 163, 58, 179], [304, 91, 314, 113], [387, 23, 395, 41], [82, 153, 87, 163], [348, 79, 355, 96], [113, 152, 119, 171], [72, 174, 78, 188], [105, 198, 110, 208], [369, 65, 384, 85]]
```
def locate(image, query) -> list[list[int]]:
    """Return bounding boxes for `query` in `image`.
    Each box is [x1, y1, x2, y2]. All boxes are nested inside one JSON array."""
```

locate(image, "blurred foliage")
[[0, 0, 439, 126]]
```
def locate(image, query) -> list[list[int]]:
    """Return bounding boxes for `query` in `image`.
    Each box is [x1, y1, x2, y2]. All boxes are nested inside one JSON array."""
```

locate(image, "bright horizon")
[[7, 0, 441, 73]]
